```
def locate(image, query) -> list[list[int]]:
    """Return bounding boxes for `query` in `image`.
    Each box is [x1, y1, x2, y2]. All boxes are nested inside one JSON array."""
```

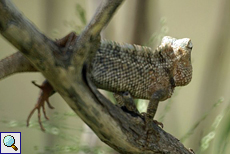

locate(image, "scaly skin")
[[91, 37, 193, 100]]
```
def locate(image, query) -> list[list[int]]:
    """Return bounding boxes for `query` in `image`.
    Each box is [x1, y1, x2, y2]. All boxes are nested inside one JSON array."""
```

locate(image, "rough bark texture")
[[0, 0, 193, 153]]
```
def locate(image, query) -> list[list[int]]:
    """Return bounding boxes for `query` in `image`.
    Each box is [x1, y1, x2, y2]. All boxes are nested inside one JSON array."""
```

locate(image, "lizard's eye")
[[123, 92, 130, 97], [187, 40, 193, 50]]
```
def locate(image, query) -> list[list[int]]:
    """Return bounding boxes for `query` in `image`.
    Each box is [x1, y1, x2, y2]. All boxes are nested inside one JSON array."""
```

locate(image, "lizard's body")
[[90, 36, 192, 102]]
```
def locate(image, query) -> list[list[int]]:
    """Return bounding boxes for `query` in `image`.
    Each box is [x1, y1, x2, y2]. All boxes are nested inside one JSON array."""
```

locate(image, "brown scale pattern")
[[90, 37, 192, 100]]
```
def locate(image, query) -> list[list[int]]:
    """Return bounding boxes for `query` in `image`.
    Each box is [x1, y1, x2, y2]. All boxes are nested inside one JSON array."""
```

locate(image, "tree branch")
[[0, 0, 193, 153], [0, 52, 36, 79]]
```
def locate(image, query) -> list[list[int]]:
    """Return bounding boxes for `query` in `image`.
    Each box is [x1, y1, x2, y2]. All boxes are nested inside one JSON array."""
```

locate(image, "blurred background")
[[0, 0, 230, 154]]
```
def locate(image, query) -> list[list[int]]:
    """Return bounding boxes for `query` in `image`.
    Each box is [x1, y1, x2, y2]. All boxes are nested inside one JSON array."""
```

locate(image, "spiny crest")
[[100, 39, 154, 57]]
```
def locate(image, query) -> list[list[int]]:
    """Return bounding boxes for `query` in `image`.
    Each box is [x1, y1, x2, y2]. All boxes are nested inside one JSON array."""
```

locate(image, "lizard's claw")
[[153, 120, 164, 129], [27, 81, 54, 131]]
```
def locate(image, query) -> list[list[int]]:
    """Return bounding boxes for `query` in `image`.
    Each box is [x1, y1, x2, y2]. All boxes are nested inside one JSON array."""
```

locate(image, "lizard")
[[24, 32, 193, 131], [0, 32, 193, 131]]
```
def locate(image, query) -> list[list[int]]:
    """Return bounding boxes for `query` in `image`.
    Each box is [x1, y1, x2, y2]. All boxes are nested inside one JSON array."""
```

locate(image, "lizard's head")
[[161, 36, 193, 86]]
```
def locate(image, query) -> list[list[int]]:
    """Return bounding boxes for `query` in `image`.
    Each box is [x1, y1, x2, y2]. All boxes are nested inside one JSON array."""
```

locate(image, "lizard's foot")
[[114, 92, 140, 117], [140, 113, 161, 142], [141, 112, 164, 128], [26, 80, 54, 131]]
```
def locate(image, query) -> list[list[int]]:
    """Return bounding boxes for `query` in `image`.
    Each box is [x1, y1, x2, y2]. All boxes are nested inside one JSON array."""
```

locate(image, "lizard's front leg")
[[145, 89, 168, 131]]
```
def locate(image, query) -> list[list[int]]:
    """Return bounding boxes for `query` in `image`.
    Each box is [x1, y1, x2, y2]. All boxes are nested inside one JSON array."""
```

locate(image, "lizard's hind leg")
[[113, 92, 140, 117]]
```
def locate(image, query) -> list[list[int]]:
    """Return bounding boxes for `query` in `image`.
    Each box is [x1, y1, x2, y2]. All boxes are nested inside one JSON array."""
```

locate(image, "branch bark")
[[0, 0, 193, 153]]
